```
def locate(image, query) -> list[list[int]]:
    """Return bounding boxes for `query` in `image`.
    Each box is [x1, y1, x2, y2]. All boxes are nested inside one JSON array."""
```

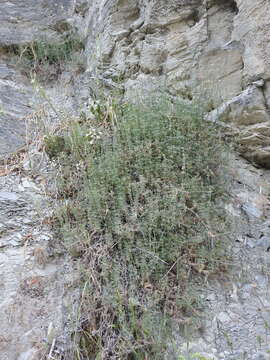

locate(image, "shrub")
[[7, 32, 85, 81], [21, 34, 84, 65], [48, 96, 230, 359]]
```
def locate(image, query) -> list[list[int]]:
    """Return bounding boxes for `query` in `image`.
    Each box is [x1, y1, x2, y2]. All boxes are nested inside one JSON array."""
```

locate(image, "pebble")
[[242, 202, 263, 218], [206, 293, 216, 302], [0, 191, 19, 202], [22, 179, 40, 192]]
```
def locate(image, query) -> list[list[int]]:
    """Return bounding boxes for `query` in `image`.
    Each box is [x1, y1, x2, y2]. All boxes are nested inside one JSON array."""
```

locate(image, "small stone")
[[10, 239, 20, 246], [22, 218, 33, 225], [242, 203, 263, 218], [0, 191, 19, 202], [130, 19, 144, 31], [112, 30, 130, 41], [0, 223, 5, 230], [255, 274, 268, 286], [253, 79, 265, 88], [37, 234, 51, 242], [246, 238, 256, 248], [206, 293, 216, 302], [22, 179, 40, 192]]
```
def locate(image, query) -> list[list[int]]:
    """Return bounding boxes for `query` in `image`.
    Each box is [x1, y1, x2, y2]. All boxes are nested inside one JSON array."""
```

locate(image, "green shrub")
[[20, 34, 84, 65], [8, 33, 85, 81], [49, 96, 230, 359]]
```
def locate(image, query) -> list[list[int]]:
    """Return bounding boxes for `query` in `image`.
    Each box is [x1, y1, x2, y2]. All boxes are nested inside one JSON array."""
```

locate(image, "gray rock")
[[253, 352, 270, 360], [257, 237, 270, 250], [75, 0, 89, 16], [0, 191, 19, 202], [0, 0, 74, 46], [242, 202, 263, 219], [85, 0, 270, 168], [1, 0, 270, 358]]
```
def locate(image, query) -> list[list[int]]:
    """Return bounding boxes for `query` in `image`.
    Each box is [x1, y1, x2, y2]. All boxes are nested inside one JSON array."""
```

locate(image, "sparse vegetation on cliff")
[[4, 32, 85, 81], [46, 96, 230, 359]]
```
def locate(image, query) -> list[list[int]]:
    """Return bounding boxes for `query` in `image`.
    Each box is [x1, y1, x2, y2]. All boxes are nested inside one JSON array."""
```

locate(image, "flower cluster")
[[85, 128, 102, 144]]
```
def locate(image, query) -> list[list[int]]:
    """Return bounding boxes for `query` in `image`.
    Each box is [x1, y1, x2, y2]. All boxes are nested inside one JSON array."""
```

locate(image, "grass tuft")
[[5, 32, 85, 81]]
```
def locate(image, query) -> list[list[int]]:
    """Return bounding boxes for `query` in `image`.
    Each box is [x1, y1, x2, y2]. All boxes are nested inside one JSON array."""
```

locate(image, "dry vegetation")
[[4, 32, 85, 82], [44, 96, 231, 359], [9, 33, 231, 358]]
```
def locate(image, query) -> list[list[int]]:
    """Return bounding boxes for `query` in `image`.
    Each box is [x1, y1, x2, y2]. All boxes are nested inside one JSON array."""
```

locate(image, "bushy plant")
[[7, 32, 85, 81], [48, 96, 230, 359], [21, 34, 84, 65]]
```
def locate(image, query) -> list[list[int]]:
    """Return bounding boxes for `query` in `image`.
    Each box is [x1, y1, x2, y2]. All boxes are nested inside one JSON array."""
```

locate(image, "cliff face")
[[1, 0, 269, 166], [0, 1, 270, 359], [83, 0, 270, 167]]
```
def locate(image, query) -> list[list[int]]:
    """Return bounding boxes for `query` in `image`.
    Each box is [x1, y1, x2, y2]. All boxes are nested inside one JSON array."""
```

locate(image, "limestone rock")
[[232, 0, 270, 83], [0, 0, 74, 46], [1, 0, 270, 358], [207, 85, 270, 167], [0, 66, 32, 156], [2, 0, 268, 166], [0, 0, 84, 158], [83, 0, 270, 168]]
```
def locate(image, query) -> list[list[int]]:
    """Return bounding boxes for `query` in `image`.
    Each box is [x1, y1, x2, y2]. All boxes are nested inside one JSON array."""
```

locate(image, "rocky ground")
[[2, 130, 269, 360], [0, 1, 87, 357], [1, 122, 270, 360], [0, 166, 76, 360], [178, 156, 270, 360]]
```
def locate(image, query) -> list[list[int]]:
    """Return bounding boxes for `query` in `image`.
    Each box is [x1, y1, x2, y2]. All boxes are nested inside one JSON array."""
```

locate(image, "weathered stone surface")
[[0, 70, 32, 156], [0, 0, 74, 46], [176, 155, 270, 360], [83, 0, 270, 167], [197, 47, 243, 105], [1, 0, 270, 358], [207, 85, 270, 167], [264, 80, 270, 109], [0, 2, 86, 359], [0, 171, 77, 360], [0, 0, 82, 158], [232, 0, 270, 83]]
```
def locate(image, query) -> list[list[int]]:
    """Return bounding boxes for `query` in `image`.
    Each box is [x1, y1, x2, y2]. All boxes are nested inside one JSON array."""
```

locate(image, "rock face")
[[0, 0, 74, 46], [0, 64, 32, 156], [0, 0, 76, 157], [0, 1, 81, 359], [0, 0, 270, 359], [83, 0, 270, 167], [1, 0, 269, 165], [0, 172, 76, 360]]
